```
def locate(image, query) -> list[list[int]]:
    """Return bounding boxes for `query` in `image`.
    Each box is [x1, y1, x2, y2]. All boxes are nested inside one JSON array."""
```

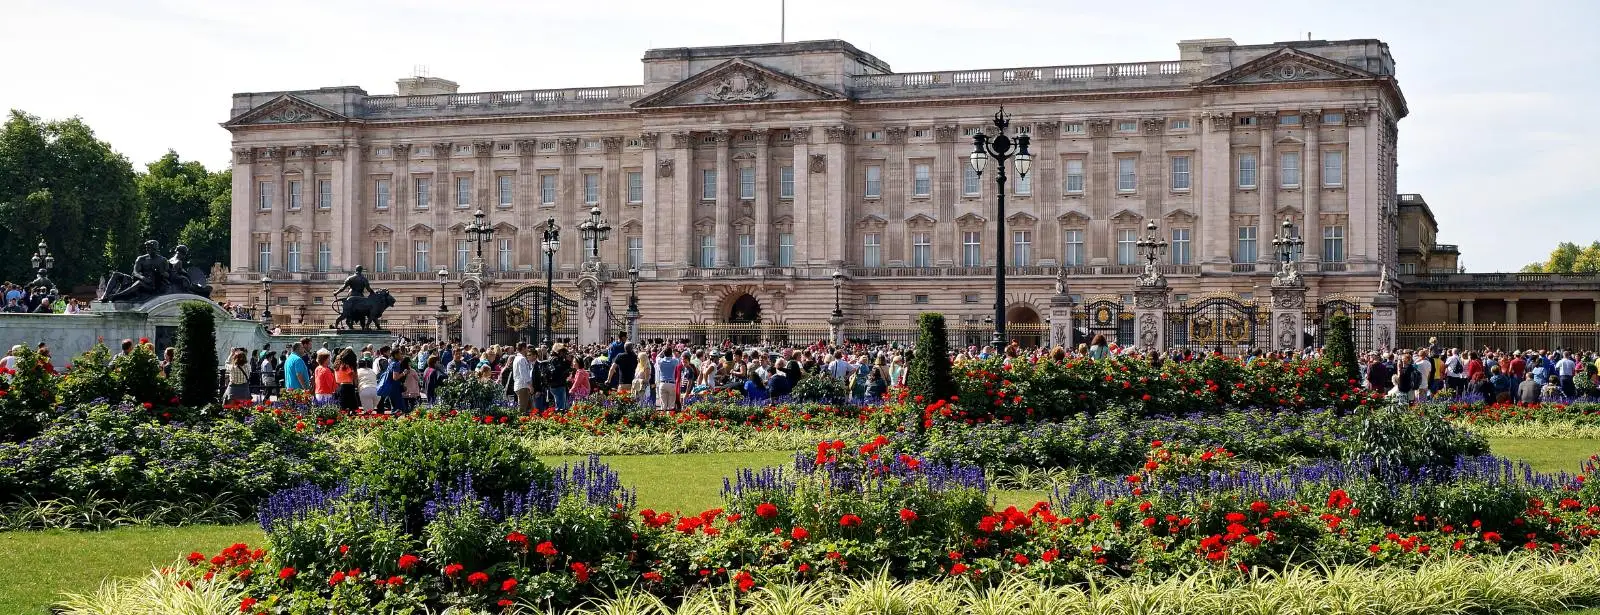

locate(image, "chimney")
[[397, 76, 459, 96]]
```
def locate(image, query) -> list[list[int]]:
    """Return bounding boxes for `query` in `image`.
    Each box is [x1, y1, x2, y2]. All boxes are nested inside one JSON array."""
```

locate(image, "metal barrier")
[[1399, 324, 1600, 352]]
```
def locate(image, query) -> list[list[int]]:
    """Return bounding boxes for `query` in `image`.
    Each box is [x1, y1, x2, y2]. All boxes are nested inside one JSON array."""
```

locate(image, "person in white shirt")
[[511, 342, 535, 413], [1412, 350, 1433, 401], [1556, 352, 1578, 398], [357, 358, 380, 411]]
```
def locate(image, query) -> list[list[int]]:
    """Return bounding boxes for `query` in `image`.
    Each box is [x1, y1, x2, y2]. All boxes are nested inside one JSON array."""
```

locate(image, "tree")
[[1324, 312, 1358, 379], [175, 301, 219, 406], [1573, 242, 1600, 273], [176, 170, 232, 273], [907, 312, 956, 408], [137, 151, 225, 252]]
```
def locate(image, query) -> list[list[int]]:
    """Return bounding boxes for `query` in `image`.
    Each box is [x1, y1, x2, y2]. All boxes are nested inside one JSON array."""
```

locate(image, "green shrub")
[[908, 312, 955, 405], [435, 374, 506, 414], [57, 343, 118, 407], [1347, 402, 1488, 470], [110, 345, 176, 407], [0, 347, 57, 441], [347, 416, 551, 529], [1324, 312, 1359, 379], [175, 301, 219, 407], [790, 373, 847, 403]]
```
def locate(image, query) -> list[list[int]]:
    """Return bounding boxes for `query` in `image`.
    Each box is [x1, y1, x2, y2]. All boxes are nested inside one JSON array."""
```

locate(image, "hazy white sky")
[[1, 0, 1594, 271]]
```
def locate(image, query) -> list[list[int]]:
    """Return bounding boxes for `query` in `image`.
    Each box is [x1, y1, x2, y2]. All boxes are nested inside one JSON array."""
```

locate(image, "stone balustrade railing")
[[360, 86, 646, 118], [849, 61, 1190, 98]]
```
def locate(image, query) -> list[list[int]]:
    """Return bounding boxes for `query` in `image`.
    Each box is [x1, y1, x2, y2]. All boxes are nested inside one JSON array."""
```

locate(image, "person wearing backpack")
[[542, 344, 572, 411]]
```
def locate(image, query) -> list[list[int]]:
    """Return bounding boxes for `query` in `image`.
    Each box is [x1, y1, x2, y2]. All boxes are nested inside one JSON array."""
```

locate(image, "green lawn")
[[4, 442, 1599, 615]]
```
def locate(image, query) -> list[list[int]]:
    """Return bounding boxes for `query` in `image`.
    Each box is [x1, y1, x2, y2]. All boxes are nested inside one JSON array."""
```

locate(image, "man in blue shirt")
[[607, 333, 627, 364], [282, 342, 312, 391]]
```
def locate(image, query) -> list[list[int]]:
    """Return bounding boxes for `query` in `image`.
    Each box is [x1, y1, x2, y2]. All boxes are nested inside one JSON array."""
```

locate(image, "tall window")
[[911, 232, 931, 267], [316, 242, 330, 272], [737, 234, 755, 267], [778, 166, 794, 199], [1063, 229, 1085, 266], [1012, 230, 1032, 266], [498, 175, 513, 207], [863, 233, 881, 268], [498, 238, 514, 271], [257, 181, 273, 210], [1236, 226, 1258, 262], [415, 178, 431, 209], [627, 171, 643, 203], [1171, 228, 1191, 265], [374, 178, 390, 210], [699, 235, 715, 268], [1064, 159, 1085, 194], [317, 180, 332, 209], [374, 242, 389, 273], [701, 170, 717, 201], [583, 236, 597, 261], [738, 167, 755, 200], [962, 231, 982, 267], [583, 173, 599, 205], [1014, 171, 1032, 195], [1117, 158, 1137, 192], [455, 239, 470, 272], [1323, 226, 1346, 262], [777, 233, 794, 266], [456, 177, 471, 208], [626, 237, 643, 269], [287, 180, 302, 210], [286, 242, 301, 272], [413, 240, 430, 272], [1238, 154, 1258, 189], [913, 163, 931, 196], [962, 164, 980, 196], [864, 165, 882, 198], [1170, 155, 1191, 190], [1322, 151, 1344, 187], [1115, 230, 1137, 265], [256, 242, 271, 272], [1280, 152, 1301, 188], [540, 175, 557, 205]]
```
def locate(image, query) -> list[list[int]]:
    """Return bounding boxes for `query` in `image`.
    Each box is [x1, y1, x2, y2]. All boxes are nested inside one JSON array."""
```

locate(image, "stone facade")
[[221, 38, 1405, 336]]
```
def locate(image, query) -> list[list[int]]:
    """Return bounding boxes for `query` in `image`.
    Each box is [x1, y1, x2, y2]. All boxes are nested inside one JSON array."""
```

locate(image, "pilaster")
[[1302, 111, 1322, 262], [712, 129, 732, 268], [639, 133, 660, 268], [752, 129, 773, 266], [230, 148, 253, 272], [790, 126, 812, 267], [670, 131, 694, 268], [1255, 113, 1277, 263]]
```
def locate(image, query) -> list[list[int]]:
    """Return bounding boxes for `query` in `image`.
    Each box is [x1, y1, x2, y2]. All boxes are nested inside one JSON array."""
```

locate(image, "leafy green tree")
[[1573, 242, 1600, 273], [137, 151, 227, 252], [176, 301, 219, 407], [176, 171, 232, 272], [907, 312, 956, 408], [1323, 313, 1358, 379], [1544, 242, 1582, 273]]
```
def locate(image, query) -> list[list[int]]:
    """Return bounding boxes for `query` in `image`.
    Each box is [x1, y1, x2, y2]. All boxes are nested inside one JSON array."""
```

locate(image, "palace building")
[[220, 37, 1406, 345]]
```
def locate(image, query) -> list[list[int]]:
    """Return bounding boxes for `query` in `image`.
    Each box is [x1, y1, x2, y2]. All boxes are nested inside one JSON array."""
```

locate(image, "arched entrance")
[[1006, 305, 1042, 348], [726, 294, 761, 345]]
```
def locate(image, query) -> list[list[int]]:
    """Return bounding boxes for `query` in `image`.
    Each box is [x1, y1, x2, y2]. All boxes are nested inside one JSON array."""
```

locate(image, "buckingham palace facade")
[[220, 37, 1405, 338]]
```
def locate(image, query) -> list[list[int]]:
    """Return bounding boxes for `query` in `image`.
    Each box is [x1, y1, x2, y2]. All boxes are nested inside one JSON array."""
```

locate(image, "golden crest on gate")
[[504, 305, 529, 330]]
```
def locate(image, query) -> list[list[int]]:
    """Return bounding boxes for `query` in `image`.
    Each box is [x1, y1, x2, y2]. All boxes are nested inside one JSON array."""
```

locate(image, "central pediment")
[[632, 59, 849, 109]]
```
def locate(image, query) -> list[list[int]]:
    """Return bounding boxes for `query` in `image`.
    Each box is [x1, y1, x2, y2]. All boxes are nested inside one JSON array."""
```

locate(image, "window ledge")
[[1065, 193, 1085, 198], [1238, 187, 1257, 192], [911, 195, 932, 200], [1322, 186, 1344, 191], [1281, 186, 1301, 192]]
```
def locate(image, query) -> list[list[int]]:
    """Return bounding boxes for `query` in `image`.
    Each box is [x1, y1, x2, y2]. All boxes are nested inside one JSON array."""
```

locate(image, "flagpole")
[[780, 0, 785, 42]]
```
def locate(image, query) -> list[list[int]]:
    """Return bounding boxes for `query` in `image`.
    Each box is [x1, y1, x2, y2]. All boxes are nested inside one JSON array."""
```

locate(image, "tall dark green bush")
[[907, 312, 955, 405], [0, 347, 56, 441], [176, 301, 219, 407], [1324, 312, 1358, 379]]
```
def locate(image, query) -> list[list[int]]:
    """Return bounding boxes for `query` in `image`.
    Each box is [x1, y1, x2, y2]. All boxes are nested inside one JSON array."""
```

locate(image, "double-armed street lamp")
[[465, 209, 495, 266], [259, 274, 273, 324], [29, 240, 56, 294], [577, 205, 613, 263], [969, 107, 1033, 349], [1272, 218, 1304, 269], [540, 218, 561, 346], [1136, 220, 1170, 275]]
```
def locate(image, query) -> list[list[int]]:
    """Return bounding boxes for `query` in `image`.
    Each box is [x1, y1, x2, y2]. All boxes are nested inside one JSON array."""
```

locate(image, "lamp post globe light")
[[465, 209, 495, 264], [1272, 218, 1304, 266], [540, 217, 561, 346], [1136, 220, 1170, 273], [577, 205, 613, 262], [259, 274, 273, 324], [436, 268, 449, 313], [969, 107, 1032, 349], [29, 240, 56, 294], [830, 270, 844, 319]]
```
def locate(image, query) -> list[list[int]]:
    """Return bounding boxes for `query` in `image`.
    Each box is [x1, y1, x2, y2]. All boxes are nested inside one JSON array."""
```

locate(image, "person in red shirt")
[[1508, 353, 1526, 380], [1465, 352, 1486, 382], [312, 349, 337, 404]]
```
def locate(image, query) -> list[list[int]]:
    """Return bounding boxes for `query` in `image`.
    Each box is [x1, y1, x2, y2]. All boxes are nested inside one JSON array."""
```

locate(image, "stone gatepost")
[[1132, 287, 1169, 355], [458, 270, 492, 348], [1049, 268, 1074, 349], [1372, 293, 1398, 351], [574, 266, 608, 346], [828, 314, 845, 347], [1270, 284, 1307, 352]]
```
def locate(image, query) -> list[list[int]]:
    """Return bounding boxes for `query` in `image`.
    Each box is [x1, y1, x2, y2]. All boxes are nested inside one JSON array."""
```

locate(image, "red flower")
[[791, 526, 810, 540], [1250, 501, 1270, 514], [1012, 553, 1030, 566], [328, 571, 346, 586], [339, 544, 349, 556], [899, 508, 918, 523], [839, 514, 863, 527], [386, 575, 404, 587], [467, 572, 490, 586], [186, 552, 205, 565], [1483, 531, 1502, 543], [497, 599, 514, 608], [501, 578, 518, 592], [444, 563, 465, 577], [239, 597, 258, 613], [397, 554, 419, 571], [506, 531, 528, 548], [950, 563, 969, 575], [278, 567, 296, 580], [1041, 549, 1059, 562], [571, 562, 590, 583], [756, 502, 779, 519], [1225, 512, 1248, 524], [1369, 544, 1382, 554], [642, 571, 663, 583], [535, 541, 558, 557], [734, 570, 756, 592]]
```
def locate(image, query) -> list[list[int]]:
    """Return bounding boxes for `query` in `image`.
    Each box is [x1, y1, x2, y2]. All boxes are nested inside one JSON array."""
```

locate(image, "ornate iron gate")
[[490, 283, 578, 346], [1305, 295, 1372, 351], [1167, 293, 1262, 354], [1073, 296, 1128, 346]]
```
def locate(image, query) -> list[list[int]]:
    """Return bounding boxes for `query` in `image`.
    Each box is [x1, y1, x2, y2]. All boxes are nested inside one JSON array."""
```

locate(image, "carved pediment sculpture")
[[707, 70, 775, 102], [226, 94, 347, 127]]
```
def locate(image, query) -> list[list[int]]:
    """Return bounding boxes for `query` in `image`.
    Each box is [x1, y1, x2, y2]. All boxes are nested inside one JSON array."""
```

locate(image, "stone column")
[[1141, 118, 1164, 222], [474, 141, 493, 209], [558, 138, 580, 270], [1087, 119, 1111, 265], [885, 126, 907, 262], [1049, 271, 1074, 349], [602, 136, 625, 264], [1302, 110, 1322, 263], [1034, 123, 1060, 263], [639, 133, 660, 268], [823, 126, 851, 266], [1202, 113, 1233, 268], [230, 148, 254, 272], [1132, 284, 1170, 354], [1256, 113, 1278, 264], [266, 147, 285, 274], [670, 131, 694, 268], [1346, 109, 1373, 264], [935, 124, 959, 266], [432, 142, 453, 272], [1271, 283, 1308, 351], [1549, 298, 1563, 324], [753, 129, 773, 266], [1372, 292, 1398, 351], [712, 130, 732, 268], [336, 144, 360, 273], [790, 126, 812, 268]]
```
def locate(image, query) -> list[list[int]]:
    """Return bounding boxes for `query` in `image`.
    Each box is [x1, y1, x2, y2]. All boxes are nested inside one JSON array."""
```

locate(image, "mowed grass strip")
[[1485, 437, 1600, 474]]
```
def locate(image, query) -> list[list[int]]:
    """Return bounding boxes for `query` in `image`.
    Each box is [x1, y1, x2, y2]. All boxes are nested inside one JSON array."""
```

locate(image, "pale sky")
[[2, 0, 1594, 272]]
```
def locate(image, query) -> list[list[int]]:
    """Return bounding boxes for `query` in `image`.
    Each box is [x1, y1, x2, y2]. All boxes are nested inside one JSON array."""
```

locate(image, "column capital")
[[1345, 108, 1369, 127], [516, 139, 538, 156], [934, 124, 960, 142], [1207, 113, 1233, 132], [885, 126, 908, 144], [1141, 118, 1165, 135], [670, 131, 694, 149], [232, 147, 255, 164], [392, 143, 412, 159], [433, 142, 454, 157], [1254, 112, 1278, 129], [1300, 109, 1323, 126], [823, 125, 854, 143], [709, 129, 731, 145], [789, 126, 812, 141], [472, 141, 494, 157], [557, 138, 580, 154], [602, 136, 625, 153], [1086, 119, 1112, 138], [639, 132, 660, 148]]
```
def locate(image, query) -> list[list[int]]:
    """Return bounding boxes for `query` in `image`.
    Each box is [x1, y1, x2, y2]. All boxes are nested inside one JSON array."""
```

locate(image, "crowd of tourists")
[[1357, 337, 1600, 404], [1, 282, 82, 314]]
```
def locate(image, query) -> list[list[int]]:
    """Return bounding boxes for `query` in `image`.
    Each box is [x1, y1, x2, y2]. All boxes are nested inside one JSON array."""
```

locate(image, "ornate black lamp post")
[[259, 274, 273, 324], [28, 240, 56, 294], [465, 209, 494, 264], [1136, 220, 1170, 276], [1272, 218, 1304, 268], [540, 217, 561, 346], [831, 270, 844, 318], [969, 107, 1032, 349], [626, 267, 640, 342], [577, 205, 613, 263], [436, 268, 449, 314]]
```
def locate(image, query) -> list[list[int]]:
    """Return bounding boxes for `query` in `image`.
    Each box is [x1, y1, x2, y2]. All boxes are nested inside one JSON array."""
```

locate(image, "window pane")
[[702, 170, 717, 201], [374, 242, 388, 273], [257, 182, 273, 210], [415, 178, 431, 208], [317, 242, 330, 272], [1065, 159, 1084, 193], [962, 165, 980, 195], [913, 164, 931, 196], [1014, 172, 1031, 195], [777, 233, 794, 266], [1238, 155, 1258, 188], [962, 231, 981, 266], [1237, 227, 1257, 262], [287, 180, 301, 209], [1281, 152, 1301, 187], [583, 173, 599, 204], [1322, 151, 1344, 186], [257, 243, 271, 272], [1116, 230, 1137, 265], [375, 179, 390, 209], [318, 180, 332, 209], [1117, 158, 1136, 191], [739, 167, 755, 200], [1171, 228, 1191, 265], [627, 171, 643, 202], [864, 165, 881, 198], [1170, 156, 1191, 190], [779, 167, 795, 199], [626, 237, 643, 269], [498, 175, 513, 206], [456, 177, 471, 207], [1063, 229, 1084, 266], [1323, 226, 1345, 262], [540, 175, 557, 204], [414, 240, 430, 272], [286, 242, 300, 272], [1012, 230, 1031, 266], [863, 233, 881, 268], [498, 238, 514, 271], [912, 233, 931, 267]]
